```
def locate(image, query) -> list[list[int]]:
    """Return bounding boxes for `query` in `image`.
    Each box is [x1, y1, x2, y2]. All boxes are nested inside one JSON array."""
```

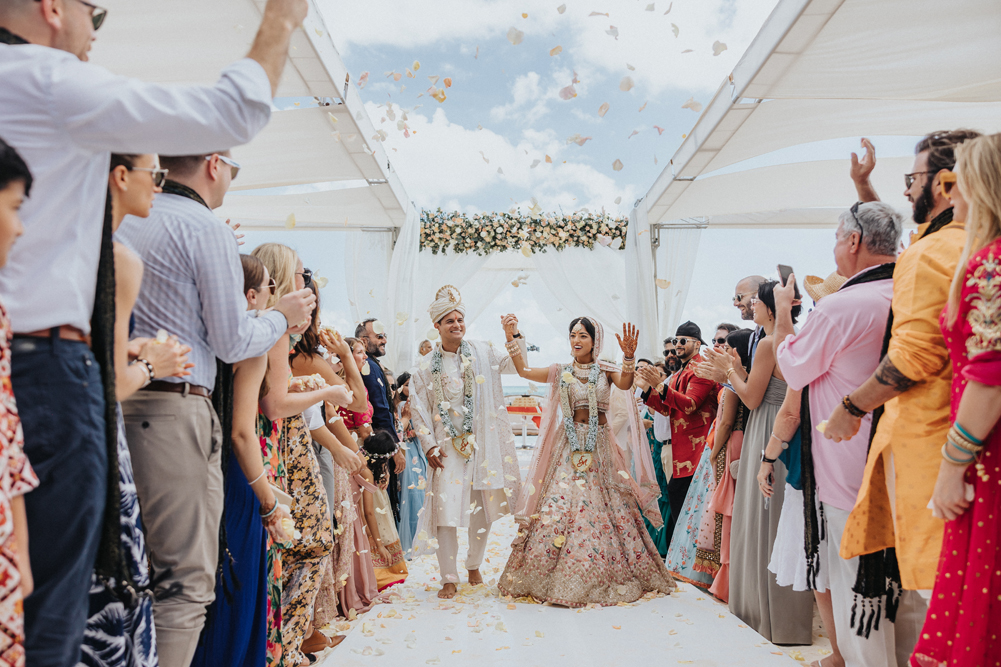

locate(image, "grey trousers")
[[313, 440, 337, 520], [122, 390, 223, 667]]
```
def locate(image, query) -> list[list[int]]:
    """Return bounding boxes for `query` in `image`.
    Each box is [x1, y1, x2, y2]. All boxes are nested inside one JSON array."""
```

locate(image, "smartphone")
[[777, 264, 794, 286]]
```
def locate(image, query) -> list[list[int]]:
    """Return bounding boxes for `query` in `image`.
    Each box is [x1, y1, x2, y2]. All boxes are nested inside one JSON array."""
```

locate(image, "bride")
[[499, 316, 675, 606]]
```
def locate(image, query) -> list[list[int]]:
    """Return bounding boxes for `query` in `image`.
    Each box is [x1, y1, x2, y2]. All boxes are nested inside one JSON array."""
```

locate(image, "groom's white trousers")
[[436, 489, 493, 584]]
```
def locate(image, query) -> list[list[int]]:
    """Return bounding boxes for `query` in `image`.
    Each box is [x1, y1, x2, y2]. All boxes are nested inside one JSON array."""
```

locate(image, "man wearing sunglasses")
[[826, 130, 981, 638], [638, 321, 719, 542], [0, 0, 311, 663]]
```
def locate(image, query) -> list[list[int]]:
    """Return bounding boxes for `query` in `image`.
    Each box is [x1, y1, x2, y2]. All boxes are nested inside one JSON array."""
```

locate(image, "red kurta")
[[644, 354, 718, 478]]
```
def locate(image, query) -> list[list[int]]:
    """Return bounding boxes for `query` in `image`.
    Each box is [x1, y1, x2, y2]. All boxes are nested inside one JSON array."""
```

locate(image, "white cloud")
[[367, 102, 637, 214], [489, 72, 549, 123], [321, 0, 779, 94]]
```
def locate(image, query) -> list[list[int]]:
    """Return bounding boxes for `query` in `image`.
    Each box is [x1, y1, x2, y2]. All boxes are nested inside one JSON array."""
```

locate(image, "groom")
[[410, 286, 525, 598]]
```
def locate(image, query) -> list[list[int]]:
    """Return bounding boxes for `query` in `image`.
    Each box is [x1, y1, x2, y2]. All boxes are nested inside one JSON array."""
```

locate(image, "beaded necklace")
[[559, 361, 600, 453], [430, 340, 474, 438]]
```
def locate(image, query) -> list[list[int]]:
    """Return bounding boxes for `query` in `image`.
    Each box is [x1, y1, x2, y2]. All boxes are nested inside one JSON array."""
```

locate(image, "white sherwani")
[[409, 339, 524, 556]]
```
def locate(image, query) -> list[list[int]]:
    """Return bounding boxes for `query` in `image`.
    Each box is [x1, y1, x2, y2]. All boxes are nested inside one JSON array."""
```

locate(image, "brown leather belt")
[[142, 380, 212, 398], [19, 325, 91, 347]]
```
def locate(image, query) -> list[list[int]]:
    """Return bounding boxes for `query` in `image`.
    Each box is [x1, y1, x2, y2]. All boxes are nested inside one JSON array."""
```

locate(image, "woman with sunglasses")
[[80, 154, 192, 665]]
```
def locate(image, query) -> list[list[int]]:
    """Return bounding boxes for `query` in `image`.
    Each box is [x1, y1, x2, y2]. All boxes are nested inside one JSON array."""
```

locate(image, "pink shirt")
[[776, 269, 893, 511]]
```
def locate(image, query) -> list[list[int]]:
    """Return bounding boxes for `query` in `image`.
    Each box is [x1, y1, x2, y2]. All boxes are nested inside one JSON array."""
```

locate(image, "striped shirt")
[[116, 193, 287, 389]]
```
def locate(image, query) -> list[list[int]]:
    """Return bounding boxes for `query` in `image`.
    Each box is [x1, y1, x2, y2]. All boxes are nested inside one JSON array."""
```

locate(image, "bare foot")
[[438, 583, 457, 599], [467, 569, 484, 586]]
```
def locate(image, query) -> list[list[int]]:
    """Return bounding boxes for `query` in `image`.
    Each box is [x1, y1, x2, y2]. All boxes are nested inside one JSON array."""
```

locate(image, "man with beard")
[[822, 130, 980, 657], [639, 322, 718, 542], [732, 275, 766, 360], [356, 318, 406, 514]]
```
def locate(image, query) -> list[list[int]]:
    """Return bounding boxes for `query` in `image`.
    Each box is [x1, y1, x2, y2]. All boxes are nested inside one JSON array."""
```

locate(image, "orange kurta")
[[839, 219, 965, 590]]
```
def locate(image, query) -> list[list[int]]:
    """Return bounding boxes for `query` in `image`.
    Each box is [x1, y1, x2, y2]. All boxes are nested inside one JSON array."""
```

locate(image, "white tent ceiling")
[[89, 0, 409, 230], [646, 0, 1001, 229]]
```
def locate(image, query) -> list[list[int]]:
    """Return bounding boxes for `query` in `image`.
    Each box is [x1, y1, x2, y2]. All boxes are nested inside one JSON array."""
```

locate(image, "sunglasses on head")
[[206, 154, 241, 180], [848, 201, 865, 245]]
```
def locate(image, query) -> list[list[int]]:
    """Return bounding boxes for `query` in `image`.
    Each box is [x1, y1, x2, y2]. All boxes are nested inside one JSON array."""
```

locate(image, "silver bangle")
[[133, 358, 155, 387]]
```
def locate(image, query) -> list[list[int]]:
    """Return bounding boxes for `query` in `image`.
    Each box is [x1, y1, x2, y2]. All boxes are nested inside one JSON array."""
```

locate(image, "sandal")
[[301, 630, 342, 654]]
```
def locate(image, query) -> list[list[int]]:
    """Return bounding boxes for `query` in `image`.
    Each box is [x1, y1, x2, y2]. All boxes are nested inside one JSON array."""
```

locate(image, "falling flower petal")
[[626, 63, 636, 71], [557, 3, 566, 13], [431, 87, 447, 103], [497, 167, 504, 174], [617, 470, 630, 479], [521, 245, 533, 258], [614, 196, 622, 204], [619, 76, 634, 92], [357, 71, 369, 88], [566, 133, 592, 146], [314, 274, 329, 288], [530, 159, 541, 169], [475, 375, 486, 384], [816, 421, 828, 434], [646, 2, 655, 9], [545, 155, 552, 163], [393, 72, 402, 81], [638, 101, 647, 112], [559, 83, 577, 100], [284, 213, 296, 229], [552, 535, 566, 548], [655, 278, 671, 289], [549, 45, 563, 56], [654, 125, 665, 135], [612, 159, 624, 171], [597, 234, 613, 246], [671, 23, 679, 37], [628, 130, 639, 139], [427, 328, 440, 341], [522, 12, 528, 18], [681, 48, 693, 53], [361, 361, 371, 375], [598, 102, 610, 117], [589, 11, 609, 17], [371, 320, 385, 334], [605, 25, 619, 39], [507, 27, 525, 45], [713, 40, 727, 56], [682, 97, 703, 112], [428, 75, 440, 85], [664, 2, 672, 13], [443, 77, 452, 88], [561, 371, 575, 383]]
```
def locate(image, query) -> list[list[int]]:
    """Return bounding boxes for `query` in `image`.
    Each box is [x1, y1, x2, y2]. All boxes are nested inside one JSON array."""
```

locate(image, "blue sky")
[[254, 0, 924, 371]]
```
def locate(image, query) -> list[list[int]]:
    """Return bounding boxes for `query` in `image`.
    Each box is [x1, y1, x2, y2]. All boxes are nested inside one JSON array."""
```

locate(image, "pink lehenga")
[[500, 320, 674, 606]]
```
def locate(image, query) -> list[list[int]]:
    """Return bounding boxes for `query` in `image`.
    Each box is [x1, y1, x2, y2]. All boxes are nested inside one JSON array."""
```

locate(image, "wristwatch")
[[512, 333, 523, 339], [761, 451, 778, 464]]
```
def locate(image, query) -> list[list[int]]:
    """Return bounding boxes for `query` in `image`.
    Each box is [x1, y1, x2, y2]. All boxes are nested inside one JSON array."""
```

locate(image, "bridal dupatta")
[[514, 362, 663, 528]]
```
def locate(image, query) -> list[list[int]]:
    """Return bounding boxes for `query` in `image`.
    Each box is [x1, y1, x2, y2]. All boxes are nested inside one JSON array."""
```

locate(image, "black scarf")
[[800, 262, 895, 593], [850, 207, 955, 637], [162, 181, 237, 584], [0, 27, 29, 45]]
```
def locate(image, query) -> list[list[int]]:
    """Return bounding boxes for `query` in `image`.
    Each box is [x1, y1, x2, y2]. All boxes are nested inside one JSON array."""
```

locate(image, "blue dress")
[[189, 453, 267, 667], [80, 408, 157, 667], [397, 431, 427, 557], [664, 445, 716, 588]]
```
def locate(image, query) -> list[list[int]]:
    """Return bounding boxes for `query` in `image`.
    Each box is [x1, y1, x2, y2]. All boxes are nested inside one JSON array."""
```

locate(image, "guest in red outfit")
[[638, 321, 719, 543]]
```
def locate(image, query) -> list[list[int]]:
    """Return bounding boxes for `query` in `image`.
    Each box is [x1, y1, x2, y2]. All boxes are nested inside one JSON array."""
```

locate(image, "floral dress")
[[0, 301, 38, 667], [911, 238, 1001, 666], [257, 411, 284, 667], [665, 436, 716, 588], [500, 367, 674, 606]]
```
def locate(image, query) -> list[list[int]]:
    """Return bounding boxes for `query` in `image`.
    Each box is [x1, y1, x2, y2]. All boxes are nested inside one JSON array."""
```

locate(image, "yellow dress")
[[839, 219, 965, 590]]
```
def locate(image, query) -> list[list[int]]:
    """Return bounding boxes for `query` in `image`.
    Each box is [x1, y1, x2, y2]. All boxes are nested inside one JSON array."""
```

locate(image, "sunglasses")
[[733, 292, 755, 305], [713, 337, 727, 345], [297, 268, 313, 288], [664, 349, 677, 357], [849, 201, 864, 245], [129, 166, 168, 188], [904, 171, 932, 189], [939, 170, 957, 197], [206, 154, 241, 180], [37, 0, 107, 30]]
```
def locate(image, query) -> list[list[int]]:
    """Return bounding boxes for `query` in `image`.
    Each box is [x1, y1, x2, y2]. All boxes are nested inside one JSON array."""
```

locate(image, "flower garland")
[[430, 340, 475, 437], [420, 208, 629, 256], [558, 362, 600, 453]]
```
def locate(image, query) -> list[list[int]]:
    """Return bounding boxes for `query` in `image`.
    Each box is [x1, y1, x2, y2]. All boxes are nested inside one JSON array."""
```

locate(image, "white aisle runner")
[[317, 451, 820, 667]]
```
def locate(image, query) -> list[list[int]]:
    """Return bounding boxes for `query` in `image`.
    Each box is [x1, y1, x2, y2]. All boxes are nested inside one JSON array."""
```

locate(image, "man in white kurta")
[[409, 286, 524, 595]]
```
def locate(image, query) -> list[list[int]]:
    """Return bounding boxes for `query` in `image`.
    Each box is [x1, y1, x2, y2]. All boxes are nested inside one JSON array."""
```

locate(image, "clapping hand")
[[695, 347, 737, 384], [637, 365, 665, 390], [615, 323, 639, 358]]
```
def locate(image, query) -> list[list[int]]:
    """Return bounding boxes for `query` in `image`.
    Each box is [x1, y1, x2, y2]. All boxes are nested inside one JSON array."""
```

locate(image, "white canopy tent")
[[90, 0, 409, 233], [632, 0, 1001, 350]]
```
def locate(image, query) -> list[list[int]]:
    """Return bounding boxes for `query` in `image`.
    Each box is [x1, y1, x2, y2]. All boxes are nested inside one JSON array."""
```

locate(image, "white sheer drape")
[[344, 228, 392, 329], [529, 246, 628, 361], [625, 201, 660, 360], [654, 226, 703, 343], [386, 206, 420, 373]]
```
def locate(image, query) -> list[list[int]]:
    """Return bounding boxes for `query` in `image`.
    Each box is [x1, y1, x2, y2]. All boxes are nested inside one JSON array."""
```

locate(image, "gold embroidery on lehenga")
[[964, 250, 1001, 358]]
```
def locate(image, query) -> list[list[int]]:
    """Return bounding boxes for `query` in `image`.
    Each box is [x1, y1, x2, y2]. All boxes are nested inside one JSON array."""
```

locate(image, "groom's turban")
[[428, 285, 465, 324]]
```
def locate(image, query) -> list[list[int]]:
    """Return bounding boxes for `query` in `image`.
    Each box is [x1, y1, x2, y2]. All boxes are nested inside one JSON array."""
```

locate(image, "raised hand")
[[774, 271, 799, 314], [637, 365, 664, 389], [850, 137, 876, 186], [319, 327, 351, 361], [615, 322, 639, 358], [501, 314, 520, 339], [226, 219, 245, 246]]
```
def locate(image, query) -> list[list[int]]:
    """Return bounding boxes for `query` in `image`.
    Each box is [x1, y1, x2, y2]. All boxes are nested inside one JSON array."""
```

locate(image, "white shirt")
[[0, 42, 272, 333]]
